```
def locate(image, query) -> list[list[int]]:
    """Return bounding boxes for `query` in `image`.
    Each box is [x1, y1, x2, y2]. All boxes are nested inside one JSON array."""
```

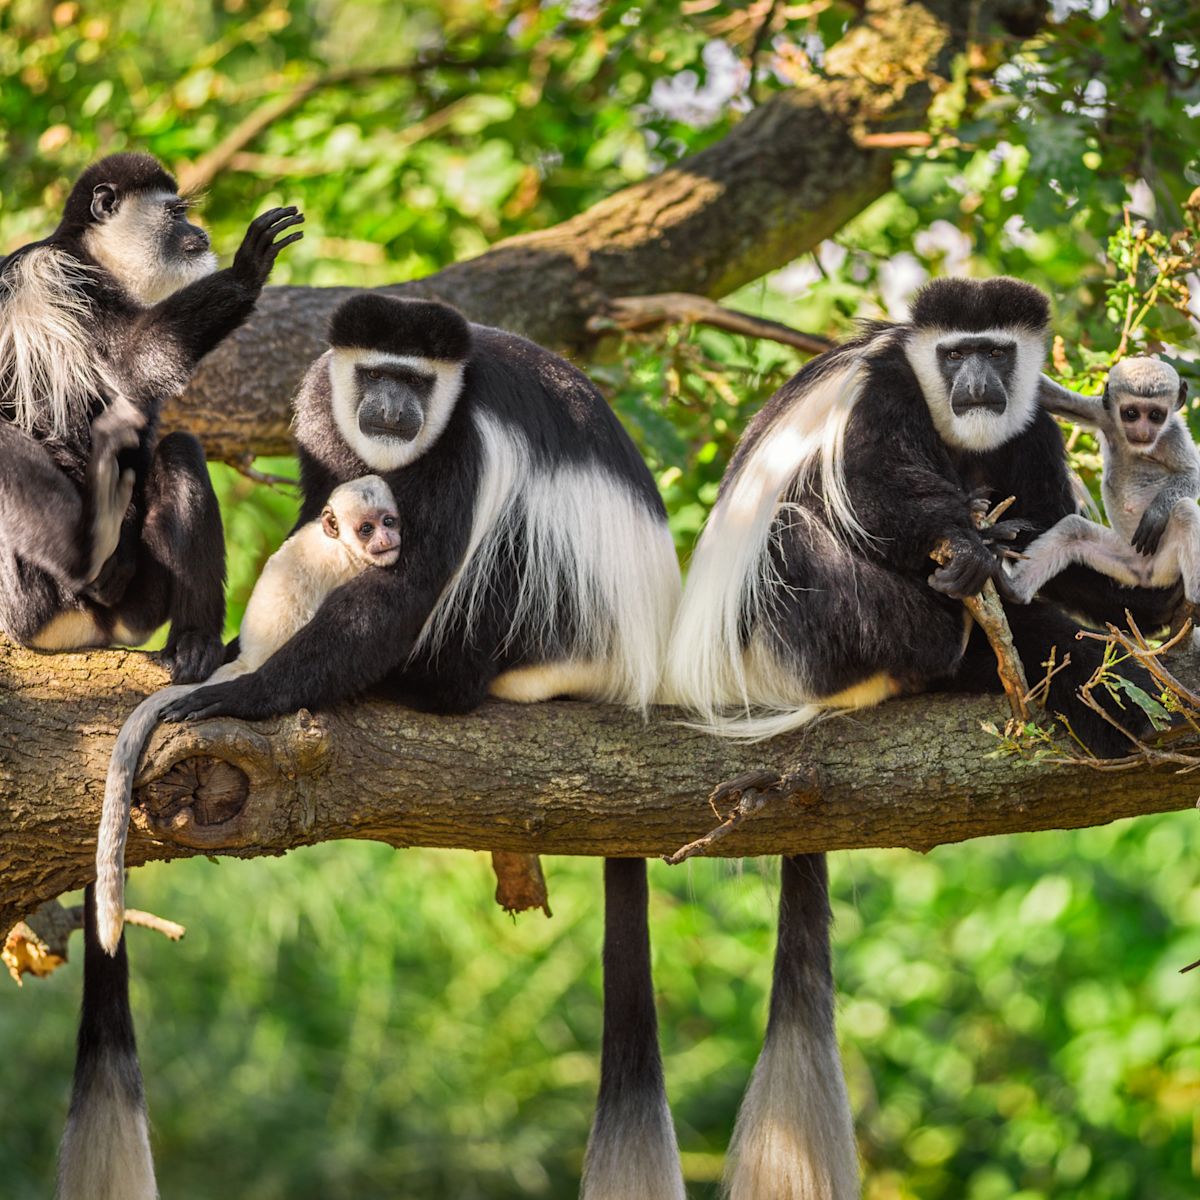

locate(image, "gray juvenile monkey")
[[1008, 357, 1200, 609]]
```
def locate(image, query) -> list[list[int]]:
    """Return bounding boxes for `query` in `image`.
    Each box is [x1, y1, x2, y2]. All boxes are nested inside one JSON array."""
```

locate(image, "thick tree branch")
[[1, 635, 1193, 935], [169, 0, 1047, 462]]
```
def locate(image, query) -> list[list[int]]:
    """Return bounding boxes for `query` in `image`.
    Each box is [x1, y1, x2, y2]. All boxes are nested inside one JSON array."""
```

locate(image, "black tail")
[[580, 858, 685, 1200], [56, 883, 158, 1200], [724, 854, 859, 1200]]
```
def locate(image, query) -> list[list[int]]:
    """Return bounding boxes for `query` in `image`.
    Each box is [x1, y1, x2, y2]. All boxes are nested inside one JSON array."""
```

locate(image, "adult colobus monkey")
[[1, 153, 302, 1200], [666, 277, 1178, 1199], [58, 477, 400, 1200], [157, 293, 685, 1198], [0, 152, 302, 682]]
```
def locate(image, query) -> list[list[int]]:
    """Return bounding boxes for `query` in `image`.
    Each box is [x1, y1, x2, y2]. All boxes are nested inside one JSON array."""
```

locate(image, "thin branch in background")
[[228, 455, 299, 491], [748, 0, 780, 102], [178, 50, 510, 194], [589, 293, 834, 356]]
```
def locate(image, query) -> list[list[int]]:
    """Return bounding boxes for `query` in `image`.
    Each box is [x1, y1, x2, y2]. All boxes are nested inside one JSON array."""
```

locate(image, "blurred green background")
[[2, 0, 1200, 1196]]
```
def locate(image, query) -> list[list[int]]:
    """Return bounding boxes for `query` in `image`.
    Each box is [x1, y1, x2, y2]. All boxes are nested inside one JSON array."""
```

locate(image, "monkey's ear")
[[1177, 380, 1188, 411], [321, 507, 339, 539], [90, 184, 119, 222]]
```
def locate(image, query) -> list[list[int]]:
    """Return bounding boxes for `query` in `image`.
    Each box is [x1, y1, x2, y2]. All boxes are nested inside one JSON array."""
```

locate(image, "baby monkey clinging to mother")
[[1009, 357, 1200, 613]]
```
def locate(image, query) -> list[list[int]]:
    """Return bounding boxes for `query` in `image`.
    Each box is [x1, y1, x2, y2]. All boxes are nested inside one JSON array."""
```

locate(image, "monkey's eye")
[[1149, 409, 1165, 423], [359, 523, 374, 538], [946, 350, 964, 361], [1121, 407, 1139, 421], [988, 348, 1006, 359], [366, 369, 383, 381], [382, 516, 396, 528], [169, 203, 189, 219]]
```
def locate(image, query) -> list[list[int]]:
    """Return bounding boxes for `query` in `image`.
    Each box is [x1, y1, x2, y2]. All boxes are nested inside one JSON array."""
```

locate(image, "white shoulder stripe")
[[415, 410, 680, 709], [664, 358, 867, 723], [0, 247, 113, 438]]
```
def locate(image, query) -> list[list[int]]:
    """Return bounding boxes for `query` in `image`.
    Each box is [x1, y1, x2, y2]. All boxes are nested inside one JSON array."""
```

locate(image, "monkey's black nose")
[[182, 232, 210, 255]]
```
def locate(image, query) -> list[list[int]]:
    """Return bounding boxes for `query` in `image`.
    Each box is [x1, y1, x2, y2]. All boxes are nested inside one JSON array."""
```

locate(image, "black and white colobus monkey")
[[1010, 358, 1200, 607], [665, 278, 1178, 1200], [0, 152, 303, 683], [156, 293, 686, 1198], [3, 153, 303, 1200], [58, 477, 400, 1200]]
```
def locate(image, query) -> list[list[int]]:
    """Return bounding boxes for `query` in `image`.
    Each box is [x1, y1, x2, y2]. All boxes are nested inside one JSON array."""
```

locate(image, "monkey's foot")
[[160, 630, 224, 684]]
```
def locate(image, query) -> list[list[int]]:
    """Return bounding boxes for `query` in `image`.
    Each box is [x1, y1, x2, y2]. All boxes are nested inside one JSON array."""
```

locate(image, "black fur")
[[580, 859, 676, 1181], [58, 153, 178, 233], [68, 884, 146, 1111], [328, 293, 474, 361], [162, 301, 666, 721], [909, 274, 1049, 332], [0, 154, 301, 684]]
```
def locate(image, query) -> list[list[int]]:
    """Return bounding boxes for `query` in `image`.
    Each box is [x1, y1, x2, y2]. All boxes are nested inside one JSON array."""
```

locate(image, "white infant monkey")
[[95, 475, 401, 953]]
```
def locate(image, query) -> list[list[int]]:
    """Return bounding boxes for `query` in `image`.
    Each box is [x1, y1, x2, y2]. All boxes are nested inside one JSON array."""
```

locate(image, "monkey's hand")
[[160, 630, 225, 685], [231, 206, 305, 290], [159, 676, 271, 723], [1131, 500, 1171, 557], [84, 396, 143, 582], [928, 533, 1004, 600], [979, 518, 1029, 547]]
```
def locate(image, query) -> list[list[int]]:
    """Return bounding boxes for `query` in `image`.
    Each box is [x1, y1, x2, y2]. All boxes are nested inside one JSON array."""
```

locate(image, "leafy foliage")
[[2, 0, 1200, 1195]]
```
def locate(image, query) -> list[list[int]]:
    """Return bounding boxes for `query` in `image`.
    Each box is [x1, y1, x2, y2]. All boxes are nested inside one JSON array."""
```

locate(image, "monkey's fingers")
[[255, 209, 305, 253], [930, 556, 989, 599], [1131, 512, 1166, 557], [980, 518, 1029, 545], [266, 230, 305, 260], [160, 682, 238, 722]]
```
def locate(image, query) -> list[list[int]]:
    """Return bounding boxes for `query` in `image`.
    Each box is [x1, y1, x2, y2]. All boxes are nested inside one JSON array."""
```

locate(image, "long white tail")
[[57, 884, 158, 1200], [95, 683, 192, 955], [581, 859, 686, 1200], [724, 855, 859, 1200]]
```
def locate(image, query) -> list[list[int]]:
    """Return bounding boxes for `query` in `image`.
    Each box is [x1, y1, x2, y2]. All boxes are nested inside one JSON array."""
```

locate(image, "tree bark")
[[171, 0, 1046, 462], [1, 638, 1191, 935]]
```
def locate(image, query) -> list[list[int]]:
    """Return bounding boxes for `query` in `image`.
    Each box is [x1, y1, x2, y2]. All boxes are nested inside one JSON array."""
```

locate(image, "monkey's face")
[[905, 327, 1044, 452], [1110, 388, 1176, 452], [328, 349, 465, 472], [322, 477, 402, 567], [1105, 358, 1186, 455], [83, 186, 217, 305]]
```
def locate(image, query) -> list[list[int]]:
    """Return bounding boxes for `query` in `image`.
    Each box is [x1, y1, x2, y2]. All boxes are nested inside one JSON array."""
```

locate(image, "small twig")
[[747, 0, 780, 102], [588, 293, 834, 356], [490, 851, 552, 917], [228, 454, 299, 490], [664, 767, 818, 866], [123, 908, 187, 941]]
